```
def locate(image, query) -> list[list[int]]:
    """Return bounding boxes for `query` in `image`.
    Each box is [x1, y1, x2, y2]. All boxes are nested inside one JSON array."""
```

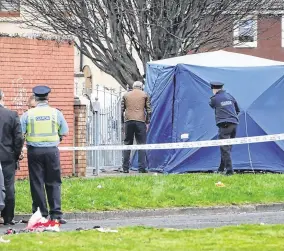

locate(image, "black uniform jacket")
[[0, 104, 24, 162]]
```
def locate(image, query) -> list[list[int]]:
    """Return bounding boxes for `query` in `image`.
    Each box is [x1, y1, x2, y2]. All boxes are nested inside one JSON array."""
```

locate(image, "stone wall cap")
[[74, 96, 89, 106]]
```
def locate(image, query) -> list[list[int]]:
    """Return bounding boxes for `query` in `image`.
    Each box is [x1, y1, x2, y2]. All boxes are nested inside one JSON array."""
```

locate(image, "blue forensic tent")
[[131, 50, 284, 173]]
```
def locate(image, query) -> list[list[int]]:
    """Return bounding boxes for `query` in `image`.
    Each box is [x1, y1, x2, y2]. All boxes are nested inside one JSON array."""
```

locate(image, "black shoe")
[[51, 218, 67, 224], [4, 220, 16, 226], [58, 218, 67, 224], [139, 169, 148, 173], [224, 171, 234, 176], [120, 167, 129, 173]]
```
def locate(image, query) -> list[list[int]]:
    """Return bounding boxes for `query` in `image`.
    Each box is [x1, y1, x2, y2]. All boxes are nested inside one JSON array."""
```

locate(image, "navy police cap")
[[32, 85, 51, 97], [210, 82, 224, 89]]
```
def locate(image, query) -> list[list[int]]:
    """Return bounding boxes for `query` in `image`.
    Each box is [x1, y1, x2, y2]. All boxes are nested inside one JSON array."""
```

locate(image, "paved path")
[[2, 211, 284, 233]]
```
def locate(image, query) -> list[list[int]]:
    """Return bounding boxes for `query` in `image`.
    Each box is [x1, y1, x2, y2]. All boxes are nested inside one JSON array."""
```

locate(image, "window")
[[239, 20, 255, 42], [234, 17, 257, 47], [0, 0, 20, 12]]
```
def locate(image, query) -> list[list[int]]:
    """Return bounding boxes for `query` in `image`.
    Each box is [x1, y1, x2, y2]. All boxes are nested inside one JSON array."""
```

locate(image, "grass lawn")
[[1, 225, 284, 251], [15, 173, 284, 213]]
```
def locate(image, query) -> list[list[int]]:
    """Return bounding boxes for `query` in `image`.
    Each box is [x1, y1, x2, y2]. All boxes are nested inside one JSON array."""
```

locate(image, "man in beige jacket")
[[121, 81, 151, 173]]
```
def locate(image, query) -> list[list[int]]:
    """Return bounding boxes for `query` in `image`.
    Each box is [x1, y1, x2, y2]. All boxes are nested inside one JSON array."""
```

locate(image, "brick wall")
[[0, 36, 74, 179], [226, 15, 284, 61], [191, 15, 284, 62], [74, 99, 87, 176]]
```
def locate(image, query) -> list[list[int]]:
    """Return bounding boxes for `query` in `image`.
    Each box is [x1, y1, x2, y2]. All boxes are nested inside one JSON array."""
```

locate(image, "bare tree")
[[6, 0, 282, 88]]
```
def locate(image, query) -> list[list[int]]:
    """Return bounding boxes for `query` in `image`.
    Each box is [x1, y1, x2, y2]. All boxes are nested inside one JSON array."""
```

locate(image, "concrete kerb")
[[14, 203, 284, 222]]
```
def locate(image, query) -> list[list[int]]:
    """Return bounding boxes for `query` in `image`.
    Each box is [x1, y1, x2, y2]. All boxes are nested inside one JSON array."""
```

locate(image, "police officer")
[[21, 85, 69, 223], [209, 82, 240, 175], [27, 94, 63, 142]]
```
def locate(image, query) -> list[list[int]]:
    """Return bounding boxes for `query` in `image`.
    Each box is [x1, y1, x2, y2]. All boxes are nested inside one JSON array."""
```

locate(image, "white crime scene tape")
[[22, 133, 284, 151]]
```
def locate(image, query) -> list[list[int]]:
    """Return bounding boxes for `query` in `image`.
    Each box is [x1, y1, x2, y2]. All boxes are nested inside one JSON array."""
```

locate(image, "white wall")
[[0, 18, 37, 35], [73, 40, 145, 94], [74, 46, 121, 92]]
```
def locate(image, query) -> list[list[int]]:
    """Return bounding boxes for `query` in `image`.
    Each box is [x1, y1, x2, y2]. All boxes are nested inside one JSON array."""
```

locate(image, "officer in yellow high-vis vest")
[[21, 86, 69, 224]]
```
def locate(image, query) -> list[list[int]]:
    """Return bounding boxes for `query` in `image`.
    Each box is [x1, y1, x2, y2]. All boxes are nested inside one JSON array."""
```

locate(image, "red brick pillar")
[[74, 98, 87, 176]]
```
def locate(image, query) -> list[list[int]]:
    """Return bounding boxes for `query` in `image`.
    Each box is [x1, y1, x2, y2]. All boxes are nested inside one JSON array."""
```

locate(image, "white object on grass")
[[96, 228, 118, 233], [27, 207, 47, 229], [0, 236, 10, 243]]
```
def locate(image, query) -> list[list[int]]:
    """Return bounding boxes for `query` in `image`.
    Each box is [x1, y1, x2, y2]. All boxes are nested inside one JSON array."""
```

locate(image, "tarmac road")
[[2, 210, 284, 233]]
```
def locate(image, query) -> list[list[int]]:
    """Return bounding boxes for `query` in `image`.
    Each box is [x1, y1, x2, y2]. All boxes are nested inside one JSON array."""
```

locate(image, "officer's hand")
[[146, 124, 149, 132]]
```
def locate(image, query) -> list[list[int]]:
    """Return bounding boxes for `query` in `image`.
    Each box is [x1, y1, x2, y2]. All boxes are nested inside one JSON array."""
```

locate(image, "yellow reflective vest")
[[26, 107, 60, 142]]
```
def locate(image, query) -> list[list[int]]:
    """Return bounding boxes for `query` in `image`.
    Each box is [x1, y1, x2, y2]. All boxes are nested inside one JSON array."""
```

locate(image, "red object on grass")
[[29, 220, 61, 230]]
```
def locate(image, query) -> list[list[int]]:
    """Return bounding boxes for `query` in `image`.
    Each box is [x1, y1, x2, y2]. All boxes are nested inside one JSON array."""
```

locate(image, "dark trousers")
[[1, 160, 16, 223], [27, 146, 62, 219], [0, 165, 5, 211], [218, 123, 237, 172], [123, 121, 147, 171]]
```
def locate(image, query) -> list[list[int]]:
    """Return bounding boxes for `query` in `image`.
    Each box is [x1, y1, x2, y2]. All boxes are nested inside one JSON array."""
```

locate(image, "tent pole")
[[171, 69, 177, 142], [244, 112, 255, 173]]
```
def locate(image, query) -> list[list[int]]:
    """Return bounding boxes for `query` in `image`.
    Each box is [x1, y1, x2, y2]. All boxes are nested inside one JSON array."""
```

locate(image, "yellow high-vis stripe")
[[26, 107, 60, 142]]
